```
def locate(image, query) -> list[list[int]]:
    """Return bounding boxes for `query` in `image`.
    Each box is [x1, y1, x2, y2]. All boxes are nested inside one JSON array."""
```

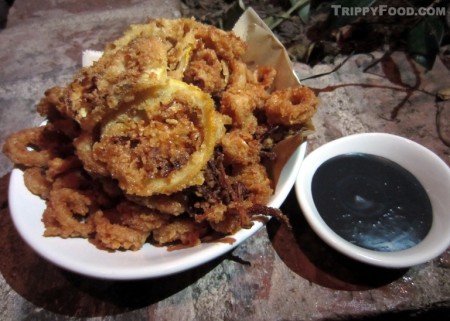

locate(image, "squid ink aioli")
[[311, 153, 433, 252]]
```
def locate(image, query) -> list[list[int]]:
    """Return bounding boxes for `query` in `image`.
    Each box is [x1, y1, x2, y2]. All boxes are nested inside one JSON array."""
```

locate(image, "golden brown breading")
[[91, 209, 151, 251], [23, 167, 52, 199], [73, 132, 109, 176], [3, 17, 319, 252], [64, 36, 169, 131], [42, 188, 94, 238], [115, 201, 170, 232], [126, 193, 188, 216], [152, 219, 207, 247], [92, 79, 227, 196], [264, 86, 319, 126], [220, 130, 261, 166], [233, 163, 273, 205], [3, 127, 58, 167]]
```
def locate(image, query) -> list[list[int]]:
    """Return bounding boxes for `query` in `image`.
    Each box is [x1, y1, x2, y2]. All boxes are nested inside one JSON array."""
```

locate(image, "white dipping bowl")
[[295, 133, 450, 268]]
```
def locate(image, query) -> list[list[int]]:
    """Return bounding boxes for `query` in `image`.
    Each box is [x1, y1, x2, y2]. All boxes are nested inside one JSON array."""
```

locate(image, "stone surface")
[[1, 1, 449, 320], [297, 52, 450, 166]]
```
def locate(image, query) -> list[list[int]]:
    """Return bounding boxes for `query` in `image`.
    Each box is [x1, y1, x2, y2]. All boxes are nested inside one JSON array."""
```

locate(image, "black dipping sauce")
[[311, 153, 432, 252]]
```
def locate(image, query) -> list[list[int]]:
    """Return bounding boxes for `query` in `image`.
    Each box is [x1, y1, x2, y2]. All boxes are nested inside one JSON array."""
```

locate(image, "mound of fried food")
[[3, 18, 319, 251]]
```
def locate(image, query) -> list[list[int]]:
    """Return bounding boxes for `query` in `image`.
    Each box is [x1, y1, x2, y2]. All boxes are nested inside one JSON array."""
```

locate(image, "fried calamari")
[[3, 18, 318, 252], [92, 78, 227, 196]]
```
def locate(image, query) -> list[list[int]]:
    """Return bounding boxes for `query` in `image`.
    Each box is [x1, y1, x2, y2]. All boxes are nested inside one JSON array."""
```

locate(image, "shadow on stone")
[[333, 304, 450, 321], [267, 188, 408, 290]]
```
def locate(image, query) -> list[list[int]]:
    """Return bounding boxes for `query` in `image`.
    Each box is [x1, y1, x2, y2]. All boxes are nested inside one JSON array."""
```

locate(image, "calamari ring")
[[91, 210, 150, 251], [183, 47, 227, 95], [220, 130, 261, 166], [253, 65, 277, 90], [65, 36, 169, 131], [93, 78, 226, 196], [126, 193, 188, 216], [3, 127, 56, 167], [233, 163, 273, 205], [152, 218, 207, 247], [73, 132, 109, 176], [42, 188, 94, 238], [116, 201, 170, 232], [264, 86, 319, 126], [209, 202, 253, 235], [52, 170, 89, 191], [46, 156, 82, 181], [23, 167, 52, 199]]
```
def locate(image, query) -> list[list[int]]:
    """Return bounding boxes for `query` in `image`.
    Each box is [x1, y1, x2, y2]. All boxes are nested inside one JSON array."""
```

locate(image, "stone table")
[[1, 1, 449, 320]]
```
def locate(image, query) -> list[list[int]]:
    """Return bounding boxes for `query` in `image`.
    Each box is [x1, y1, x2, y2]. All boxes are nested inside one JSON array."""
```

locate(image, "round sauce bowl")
[[295, 133, 450, 268]]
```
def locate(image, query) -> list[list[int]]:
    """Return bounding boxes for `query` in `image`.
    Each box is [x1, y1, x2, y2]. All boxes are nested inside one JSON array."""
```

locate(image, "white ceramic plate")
[[9, 142, 307, 280]]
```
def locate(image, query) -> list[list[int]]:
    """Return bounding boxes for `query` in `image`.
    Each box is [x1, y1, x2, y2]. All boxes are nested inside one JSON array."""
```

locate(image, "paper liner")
[[232, 7, 301, 89]]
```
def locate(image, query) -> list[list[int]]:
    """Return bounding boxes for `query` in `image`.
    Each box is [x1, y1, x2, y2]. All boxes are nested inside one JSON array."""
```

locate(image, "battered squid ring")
[[23, 167, 52, 199], [73, 132, 109, 176], [93, 78, 226, 196], [42, 188, 94, 238], [2, 126, 56, 167], [65, 36, 169, 131], [265, 86, 319, 126], [90, 209, 150, 251]]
